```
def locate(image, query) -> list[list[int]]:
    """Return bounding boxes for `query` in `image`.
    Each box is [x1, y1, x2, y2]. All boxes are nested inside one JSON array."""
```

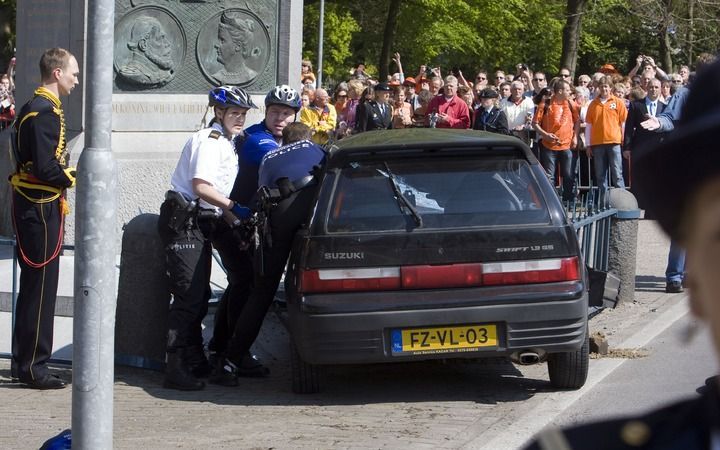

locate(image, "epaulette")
[[208, 130, 222, 140]]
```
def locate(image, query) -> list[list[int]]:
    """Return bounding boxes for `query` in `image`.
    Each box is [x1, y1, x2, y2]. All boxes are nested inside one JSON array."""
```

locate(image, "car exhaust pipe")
[[514, 351, 541, 365]]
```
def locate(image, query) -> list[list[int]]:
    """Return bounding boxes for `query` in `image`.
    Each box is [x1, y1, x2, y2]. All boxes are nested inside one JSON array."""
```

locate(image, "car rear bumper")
[[287, 283, 588, 365]]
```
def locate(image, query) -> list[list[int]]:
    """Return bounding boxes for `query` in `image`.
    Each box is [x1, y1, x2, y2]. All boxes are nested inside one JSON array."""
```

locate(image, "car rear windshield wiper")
[[381, 162, 423, 228]]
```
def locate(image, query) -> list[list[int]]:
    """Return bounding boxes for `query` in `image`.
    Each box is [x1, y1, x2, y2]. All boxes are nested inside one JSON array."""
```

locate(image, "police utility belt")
[[258, 175, 317, 209], [164, 190, 218, 233]]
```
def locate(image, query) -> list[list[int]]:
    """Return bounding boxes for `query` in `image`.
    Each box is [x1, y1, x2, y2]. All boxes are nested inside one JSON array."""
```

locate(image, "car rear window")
[[325, 156, 551, 233]]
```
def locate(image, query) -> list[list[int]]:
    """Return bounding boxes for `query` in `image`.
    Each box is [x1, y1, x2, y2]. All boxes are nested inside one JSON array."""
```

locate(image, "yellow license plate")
[[391, 324, 498, 355]]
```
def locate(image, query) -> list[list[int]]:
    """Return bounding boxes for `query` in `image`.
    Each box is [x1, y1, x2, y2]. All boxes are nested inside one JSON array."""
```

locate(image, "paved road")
[[552, 313, 716, 428]]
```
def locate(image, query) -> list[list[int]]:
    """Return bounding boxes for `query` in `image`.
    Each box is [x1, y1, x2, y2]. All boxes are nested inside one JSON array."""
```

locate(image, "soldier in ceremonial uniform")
[[524, 58, 720, 450], [9, 48, 79, 389]]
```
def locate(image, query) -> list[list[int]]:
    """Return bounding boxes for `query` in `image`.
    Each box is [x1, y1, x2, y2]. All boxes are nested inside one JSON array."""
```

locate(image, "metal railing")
[[563, 188, 618, 316]]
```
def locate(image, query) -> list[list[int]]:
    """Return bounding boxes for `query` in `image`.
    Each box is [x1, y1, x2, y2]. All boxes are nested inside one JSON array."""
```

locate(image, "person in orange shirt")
[[585, 75, 628, 197], [533, 79, 580, 202]]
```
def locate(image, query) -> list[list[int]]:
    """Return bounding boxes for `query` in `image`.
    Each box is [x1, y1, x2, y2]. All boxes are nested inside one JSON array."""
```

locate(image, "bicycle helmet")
[[209, 85, 257, 110], [265, 84, 302, 112]]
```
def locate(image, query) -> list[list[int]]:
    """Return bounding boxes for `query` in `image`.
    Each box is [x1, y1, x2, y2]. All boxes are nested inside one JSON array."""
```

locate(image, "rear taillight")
[[482, 257, 580, 286], [300, 267, 401, 293], [299, 257, 580, 293]]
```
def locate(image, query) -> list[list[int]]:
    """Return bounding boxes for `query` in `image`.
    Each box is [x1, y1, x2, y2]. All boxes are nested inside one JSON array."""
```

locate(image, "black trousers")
[[226, 188, 317, 362], [158, 201, 213, 352], [207, 222, 254, 354], [11, 192, 63, 381]]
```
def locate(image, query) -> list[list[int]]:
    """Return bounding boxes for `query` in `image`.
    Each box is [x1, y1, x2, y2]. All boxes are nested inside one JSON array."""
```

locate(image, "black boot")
[[164, 350, 205, 391], [208, 353, 239, 387], [234, 352, 270, 378], [185, 345, 213, 378]]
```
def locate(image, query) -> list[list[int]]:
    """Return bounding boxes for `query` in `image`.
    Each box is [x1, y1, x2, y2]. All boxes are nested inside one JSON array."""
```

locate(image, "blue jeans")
[[592, 144, 625, 195], [540, 147, 576, 202], [665, 240, 686, 283]]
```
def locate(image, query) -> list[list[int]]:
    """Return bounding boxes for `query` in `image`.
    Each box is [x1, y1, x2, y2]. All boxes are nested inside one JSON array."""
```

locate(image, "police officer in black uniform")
[[524, 58, 720, 450], [158, 85, 256, 390], [215, 122, 326, 382], [9, 48, 79, 390], [355, 82, 394, 132]]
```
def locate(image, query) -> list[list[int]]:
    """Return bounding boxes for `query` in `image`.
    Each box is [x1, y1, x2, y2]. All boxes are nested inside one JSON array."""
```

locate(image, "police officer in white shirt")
[[157, 85, 256, 390]]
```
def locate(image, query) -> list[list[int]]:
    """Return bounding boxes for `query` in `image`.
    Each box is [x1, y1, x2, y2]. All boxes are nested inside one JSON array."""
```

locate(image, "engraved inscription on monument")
[[114, 6, 186, 89], [196, 9, 271, 86]]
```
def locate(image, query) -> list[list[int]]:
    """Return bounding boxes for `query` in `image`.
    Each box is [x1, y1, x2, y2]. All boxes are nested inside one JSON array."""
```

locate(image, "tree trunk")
[[658, 0, 674, 72], [686, 0, 694, 66], [560, 0, 588, 79], [379, 0, 401, 81]]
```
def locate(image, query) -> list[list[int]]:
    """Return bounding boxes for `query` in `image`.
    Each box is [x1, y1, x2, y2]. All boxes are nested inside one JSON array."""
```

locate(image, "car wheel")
[[290, 338, 322, 394], [547, 332, 589, 390]]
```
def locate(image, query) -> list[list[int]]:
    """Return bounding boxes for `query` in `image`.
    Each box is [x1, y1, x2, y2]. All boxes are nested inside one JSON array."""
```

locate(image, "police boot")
[[164, 350, 205, 391], [185, 344, 213, 378], [208, 353, 239, 387], [234, 352, 270, 378]]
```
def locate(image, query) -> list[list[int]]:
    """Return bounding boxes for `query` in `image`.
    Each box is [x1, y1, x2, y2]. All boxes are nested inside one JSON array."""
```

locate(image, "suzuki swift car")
[[282, 129, 589, 394]]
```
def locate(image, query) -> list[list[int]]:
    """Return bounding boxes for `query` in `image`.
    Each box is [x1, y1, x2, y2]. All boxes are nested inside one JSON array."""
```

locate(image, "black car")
[[283, 128, 589, 394]]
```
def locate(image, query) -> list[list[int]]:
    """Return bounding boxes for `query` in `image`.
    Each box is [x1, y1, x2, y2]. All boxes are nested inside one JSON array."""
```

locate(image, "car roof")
[[327, 129, 536, 161]]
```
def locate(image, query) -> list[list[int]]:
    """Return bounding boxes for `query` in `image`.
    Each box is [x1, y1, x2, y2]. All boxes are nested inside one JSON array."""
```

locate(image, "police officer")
[[158, 85, 256, 390], [9, 48, 79, 389], [354, 82, 393, 132], [215, 122, 325, 382], [206, 85, 302, 380], [524, 58, 720, 450]]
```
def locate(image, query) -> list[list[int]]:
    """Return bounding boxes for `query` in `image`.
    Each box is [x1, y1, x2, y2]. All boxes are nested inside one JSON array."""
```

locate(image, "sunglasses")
[[533, 78, 545, 82], [476, 76, 487, 80], [337, 94, 347, 98]]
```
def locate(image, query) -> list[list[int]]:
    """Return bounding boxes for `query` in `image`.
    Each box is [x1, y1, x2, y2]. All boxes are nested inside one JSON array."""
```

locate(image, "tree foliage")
[[303, 0, 720, 88], [0, 0, 16, 70]]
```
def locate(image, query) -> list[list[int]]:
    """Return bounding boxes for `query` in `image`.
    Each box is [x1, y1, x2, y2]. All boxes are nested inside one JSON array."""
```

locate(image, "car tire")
[[547, 331, 589, 390], [290, 339, 322, 394]]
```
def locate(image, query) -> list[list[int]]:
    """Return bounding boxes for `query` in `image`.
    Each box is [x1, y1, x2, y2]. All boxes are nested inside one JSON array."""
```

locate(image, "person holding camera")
[[0, 73, 15, 130], [628, 54, 670, 82], [426, 75, 470, 129], [157, 85, 257, 391]]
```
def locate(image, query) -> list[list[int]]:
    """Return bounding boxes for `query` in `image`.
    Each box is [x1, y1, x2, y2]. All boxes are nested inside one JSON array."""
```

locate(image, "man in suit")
[[623, 78, 666, 163], [354, 82, 393, 132]]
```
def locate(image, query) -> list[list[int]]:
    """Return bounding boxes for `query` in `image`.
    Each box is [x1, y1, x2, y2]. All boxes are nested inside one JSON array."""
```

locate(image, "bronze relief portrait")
[[196, 9, 270, 86], [114, 6, 185, 89]]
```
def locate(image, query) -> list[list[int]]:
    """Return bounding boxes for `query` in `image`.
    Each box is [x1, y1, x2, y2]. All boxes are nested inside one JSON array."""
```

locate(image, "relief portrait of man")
[[212, 11, 260, 85], [117, 16, 176, 87]]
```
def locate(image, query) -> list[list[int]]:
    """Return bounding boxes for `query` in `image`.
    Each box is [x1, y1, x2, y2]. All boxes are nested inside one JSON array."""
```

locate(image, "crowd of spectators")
[[0, 56, 16, 130], [298, 52, 702, 202]]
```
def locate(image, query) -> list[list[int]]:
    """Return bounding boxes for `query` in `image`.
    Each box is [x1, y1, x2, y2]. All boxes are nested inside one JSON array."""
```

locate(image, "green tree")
[[302, 2, 361, 84], [0, 0, 16, 70]]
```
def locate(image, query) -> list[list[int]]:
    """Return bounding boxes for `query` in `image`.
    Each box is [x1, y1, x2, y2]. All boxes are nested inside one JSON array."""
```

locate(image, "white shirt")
[[170, 122, 238, 214], [500, 96, 536, 130]]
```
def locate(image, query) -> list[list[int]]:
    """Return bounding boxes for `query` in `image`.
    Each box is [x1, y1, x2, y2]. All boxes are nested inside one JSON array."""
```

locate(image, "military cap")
[[375, 82, 392, 92], [478, 88, 499, 99]]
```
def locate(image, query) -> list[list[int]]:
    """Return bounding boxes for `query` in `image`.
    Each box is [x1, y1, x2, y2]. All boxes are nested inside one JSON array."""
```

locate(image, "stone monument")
[[4, 0, 303, 243]]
